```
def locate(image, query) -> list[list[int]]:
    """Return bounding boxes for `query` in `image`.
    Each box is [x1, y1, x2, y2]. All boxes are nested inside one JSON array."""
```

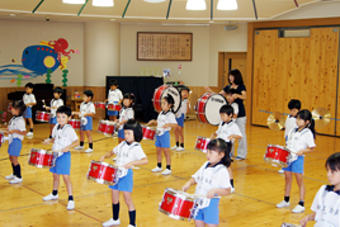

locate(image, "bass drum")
[[153, 85, 182, 113]]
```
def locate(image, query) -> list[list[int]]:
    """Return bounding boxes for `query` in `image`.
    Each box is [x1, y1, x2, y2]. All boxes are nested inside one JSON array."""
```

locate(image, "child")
[[211, 104, 242, 193], [23, 82, 36, 138], [106, 80, 123, 121], [74, 90, 96, 153], [4, 100, 26, 184], [279, 99, 301, 174], [276, 109, 316, 213], [147, 95, 178, 176], [182, 139, 232, 227], [43, 87, 64, 143], [225, 88, 239, 119], [116, 93, 135, 143], [172, 86, 190, 152], [100, 119, 148, 227], [42, 106, 79, 210], [300, 152, 340, 227]]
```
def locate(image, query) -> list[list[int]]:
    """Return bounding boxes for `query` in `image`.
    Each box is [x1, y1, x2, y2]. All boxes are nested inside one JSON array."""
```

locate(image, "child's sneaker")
[[43, 193, 58, 201], [26, 132, 33, 138], [151, 167, 162, 172], [9, 176, 22, 184], [5, 174, 15, 180], [102, 218, 120, 227], [84, 148, 93, 153], [276, 200, 290, 208], [278, 169, 284, 174], [292, 204, 305, 213], [231, 187, 235, 193], [127, 225, 137, 227], [176, 147, 184, 152], [171, 145, 178, 150], [44, 138, 52, 143], [161, 169, 172, 175], [67, 200, 75, 210], [74, 146, 84, 150]]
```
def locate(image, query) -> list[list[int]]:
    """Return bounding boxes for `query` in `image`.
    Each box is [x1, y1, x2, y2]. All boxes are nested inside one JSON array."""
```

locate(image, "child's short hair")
[[163, 95, 175, 106], [110, 80, 118, 87], [288, 99, 301, 110], [326, 152, 340, 172], [53, 87, 63, 94], [178, 85, 190, 93], [56, 106, 72, 117], [12, 100, 26, 116], [25, 82, 34, 89], [206, 138, 232, 167], [123, 93, 136, 105], [219, 104, 234, 115], [83, 90, 94, 99], [123, 119, 143, 142]]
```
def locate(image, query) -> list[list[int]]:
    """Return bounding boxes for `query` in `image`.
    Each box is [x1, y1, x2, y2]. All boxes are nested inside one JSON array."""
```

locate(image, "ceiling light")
[[217, 0, 238, 10], [144, 0, 166, 3], [186, 0, 207, 11], [92, 0, 114, 7], [62, 0, 85, 4]]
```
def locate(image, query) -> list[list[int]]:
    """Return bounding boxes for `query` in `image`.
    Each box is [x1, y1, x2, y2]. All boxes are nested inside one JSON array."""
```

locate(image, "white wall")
[[0, 20, 84, 87]]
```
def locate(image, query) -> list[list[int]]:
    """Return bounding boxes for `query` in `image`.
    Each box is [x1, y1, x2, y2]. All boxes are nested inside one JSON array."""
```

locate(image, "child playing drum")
[[116, 93, 135, 143], [106, 80, 123, 121], [42, 106, 79, 210], [100, 119, 148, 227], [182, 139, 232, 227], [276, 109, 316, 213]]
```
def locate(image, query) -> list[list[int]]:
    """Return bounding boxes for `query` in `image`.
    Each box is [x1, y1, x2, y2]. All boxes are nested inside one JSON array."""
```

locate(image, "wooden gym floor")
[[0, 119, 336, 227]]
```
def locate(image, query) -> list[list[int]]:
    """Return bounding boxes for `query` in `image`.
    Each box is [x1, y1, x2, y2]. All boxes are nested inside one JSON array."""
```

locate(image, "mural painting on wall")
[[0, 38, 78, 87]]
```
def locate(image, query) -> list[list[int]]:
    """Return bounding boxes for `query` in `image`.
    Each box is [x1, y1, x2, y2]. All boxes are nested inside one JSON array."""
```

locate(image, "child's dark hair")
[[53, 87, 63, 95], [56, 106, 72, 117], [25, 82, 34, 89], [163, 95, 175, 111], [12, 100, 26, 116], [288, 99, 301, 110], [325, 152, 340, 172], [83, 90, 94, 99], [178, 85, 190, 93], [207, 139, 232, 167], [110, 80, 118, 87], [297, 109, 316, 138], [123, 119, 143, 142], [228, 69, 244, 85], [219, 104, 234, 116], [123, 93, 136, 107]]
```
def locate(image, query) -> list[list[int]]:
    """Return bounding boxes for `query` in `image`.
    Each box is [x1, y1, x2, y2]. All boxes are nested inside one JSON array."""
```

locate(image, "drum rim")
[[152, 84, 167, 112], [153, 85, 182, 113], [87, 175, 117, 186], [204, 93, 227, 126], [158, 208, 192, 221], [263, 157, 288, 167], [267, 144, 290, 151]]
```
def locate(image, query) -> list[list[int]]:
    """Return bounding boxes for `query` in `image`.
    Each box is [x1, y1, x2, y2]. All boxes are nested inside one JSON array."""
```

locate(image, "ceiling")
[[0, 0, 336, 23]]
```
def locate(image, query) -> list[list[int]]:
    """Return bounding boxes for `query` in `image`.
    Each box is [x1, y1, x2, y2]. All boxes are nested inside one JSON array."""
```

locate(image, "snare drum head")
[[204, 94, 227, 125], [162, 86, 182, 113]]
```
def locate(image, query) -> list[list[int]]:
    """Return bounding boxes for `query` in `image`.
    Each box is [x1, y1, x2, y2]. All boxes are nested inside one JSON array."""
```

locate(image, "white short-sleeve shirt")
[[52, 124, 78, 152], [285, 116, 297, 138], [8, 116, 26, 143], [50, 98, 64, 118], [23, 93, 36, 107], [311, 185, 340, 227], [112, 141, 146, 166], [192, 161, 231, 197], [156, 111, 177, 136], [286, 127, 316, 154], [216, 120, 242, 143], [176, 99, 188, 118], [108, 89, 123, 104], [80, 101, 96, 116], [118, 107, 134, 130]]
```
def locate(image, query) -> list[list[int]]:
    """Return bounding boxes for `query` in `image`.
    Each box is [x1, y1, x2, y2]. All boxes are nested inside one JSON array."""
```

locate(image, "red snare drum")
[[195, 137, 210, 153], [35, 111, 50, 122], [159, 188, 198, 221], [153, 85, 182, 113], [264, 144, 291, 167], [95, 102, 106, 110], [69, 119, 81, 129], [98, 120, 108, 133], [104, 121, 116, 136], [28, 148, 56, 168], [195, 93, 227, 126], [87, 160, 119, 185], [142, 126, 156, 140], [107, 104, 121, 111]]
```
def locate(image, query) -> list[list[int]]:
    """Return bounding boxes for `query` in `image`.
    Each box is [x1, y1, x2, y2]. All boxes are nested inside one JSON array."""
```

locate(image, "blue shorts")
[[50, 152, 71, 175], [194, 198, 220, 225], [49, 117, 57, 125], [155, 131, 170, 148], [81, 116, 93, 131], [8, 138, 22, 157], [24, 107, 32, 119], [118, 129, 124, 139], [283, 156, 304, 174], [107, 110, 119, 116], [109, 169, 133, 192], [176, 114, 185, 127]]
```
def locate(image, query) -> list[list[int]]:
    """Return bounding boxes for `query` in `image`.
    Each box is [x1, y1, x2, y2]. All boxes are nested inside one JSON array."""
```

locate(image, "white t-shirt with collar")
[[118, 107, 134, 130], [52, 124, 78, 153], [286, 127, 316, 154], [176, 99, 188, 118], [8, 116, 26, 143], [108, 89, 123, 104], [156, 111, 177, 136], [311, 185, 340, 227], [216, 120, 242, 143], [80, 101, 96, 117], [192, 161, 231, 197], [23, 93, 36, 107], [50, 98, 64, 118], [112, 141, 146, 167], [285, 115, 297, 138]]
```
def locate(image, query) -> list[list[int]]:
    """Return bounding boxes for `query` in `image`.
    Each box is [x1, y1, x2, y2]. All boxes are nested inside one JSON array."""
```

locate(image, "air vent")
[[278, 28, 310, 38]]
